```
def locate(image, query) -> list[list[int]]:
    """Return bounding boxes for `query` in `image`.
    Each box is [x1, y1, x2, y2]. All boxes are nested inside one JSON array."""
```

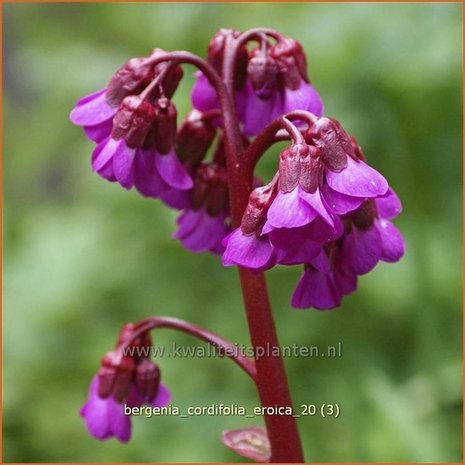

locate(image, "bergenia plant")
[[70, 28, 404, 462]]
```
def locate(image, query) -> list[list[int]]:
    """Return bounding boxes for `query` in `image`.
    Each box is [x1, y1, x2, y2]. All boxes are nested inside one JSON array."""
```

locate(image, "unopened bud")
[[307, 117, 353, 171], [270, 38, 308, 89], [207, 29, 248, 89], [205, 175, 228, 217], [241, 182, 277, 235], [136, 359, 161, 402], [148, 48, 184, 99], [349, 199, 377, 231], [111, 96, 156, 148], [192, 163, 228, 216], [153, 98, 177, 155], [175, 110, 216, 166], [247, 55, 278, 99], [106, 57, 155, 107]]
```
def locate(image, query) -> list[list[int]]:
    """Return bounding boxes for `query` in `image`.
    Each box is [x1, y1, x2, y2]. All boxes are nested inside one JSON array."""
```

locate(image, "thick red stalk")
[[222, 31, 305, 463], [149, 45, 305, 461]]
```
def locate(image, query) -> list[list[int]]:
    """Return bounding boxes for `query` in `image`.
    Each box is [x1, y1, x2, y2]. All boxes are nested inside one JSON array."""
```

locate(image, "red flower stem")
[[245, 110, 317, 169], [223, 35, 305, 463], [148, 49, 304, 461], [127, 316, 257, 380]]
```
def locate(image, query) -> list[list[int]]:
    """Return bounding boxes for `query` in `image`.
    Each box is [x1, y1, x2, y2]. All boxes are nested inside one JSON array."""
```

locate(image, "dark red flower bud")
[[106, 57, 155, 107], [135, 359, 161, 402], [278, 144, 306, 193], [111, 96, 156, 148], [160, 64, 183, 99], [270, 38, 308, 90], [153, 97, 177, 155], [175, 110, 216, 166], [147, 48, 184, 99], [349, 135, 367, 162], [299, 145, 324, 193], [208, 29, 234, 72], [247, 54, 278, 99], [192, 163, 228, 216], [240, 182, 277, 235], [348, 199, 377, 231], [208, 29, 248, 89], [307, 117, 354, 171]]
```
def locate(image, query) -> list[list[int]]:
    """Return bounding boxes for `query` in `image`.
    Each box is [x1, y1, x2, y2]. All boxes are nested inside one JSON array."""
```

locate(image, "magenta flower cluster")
[[223, 121, 404, 309], [70, 28, 404, 313], [80, 325, 170, 442], [71, 28, 406, 454]]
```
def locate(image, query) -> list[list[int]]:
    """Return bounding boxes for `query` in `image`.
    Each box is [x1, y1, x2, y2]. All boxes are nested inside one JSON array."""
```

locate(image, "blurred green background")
[[3, 2, 462, 463]]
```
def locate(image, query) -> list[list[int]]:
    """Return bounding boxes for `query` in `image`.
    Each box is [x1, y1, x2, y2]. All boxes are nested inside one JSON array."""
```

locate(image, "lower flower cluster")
[[80, 325, 170, 443]]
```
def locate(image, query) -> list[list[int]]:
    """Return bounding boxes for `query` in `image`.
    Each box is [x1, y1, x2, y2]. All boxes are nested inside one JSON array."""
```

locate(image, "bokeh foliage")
[[3, 2, 462, 462]]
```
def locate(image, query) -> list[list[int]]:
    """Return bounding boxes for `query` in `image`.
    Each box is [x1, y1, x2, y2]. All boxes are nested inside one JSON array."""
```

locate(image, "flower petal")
[[377, 219, 405, 263], [222, 229, 274, 270], [267, 189, 317, 229], [243, 81, 280, 136], [176, 210, 226, 253], [375, 187, 403, 220], [321, 184, 365, 215], [83, 119, 114, 143], [334, 268, 358, 296], [160, 188, 192, 210], [113, 142, 136, 189], [269, 227, 321, 265], [134, 148, 169, 198], [107, 398, 131, 443], [152, 383, 171, 408], [92, 137, 117, 172], [340, 225, 382, 275], [155, 150, 193, 190], [70, 88, 116, 126], [325, 156, 388, 198], [191, 72, 219, 112], [298, 188, 334, 226], [283, 81, 323, 117], [310, 249, 331, 273], [291, 268, 341, 310]]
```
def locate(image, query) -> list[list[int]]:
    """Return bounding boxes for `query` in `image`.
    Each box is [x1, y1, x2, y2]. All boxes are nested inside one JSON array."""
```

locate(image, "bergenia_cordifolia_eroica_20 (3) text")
[[71, 28, 405, 462]]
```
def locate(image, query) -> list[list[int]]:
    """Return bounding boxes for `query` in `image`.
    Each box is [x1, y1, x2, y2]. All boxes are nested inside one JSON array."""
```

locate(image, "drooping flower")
[[291, 247, 357, 310], [222, 182, 278, 270], [306, 118, 389, 215], [91, 95, 192, 200], [262, 143, 343, 238], [80, 374, 170, 443], [70, 88, 117, 143], [339, 190, 405, 275], [242, 38, 323, 136], [81, 326, 171, 443], [191, 33, 323, 136], [292, 188, 404, 310], [173, 163, 230, 254], [70, 49, 182, 144]]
